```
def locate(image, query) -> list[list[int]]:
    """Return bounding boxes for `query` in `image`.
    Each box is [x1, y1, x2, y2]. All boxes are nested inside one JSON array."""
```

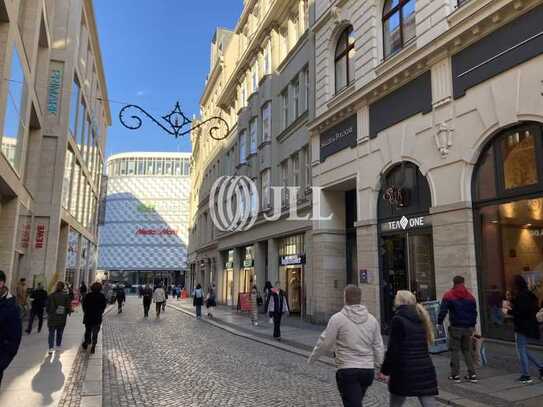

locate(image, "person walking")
[[153, 284, 166, 319], [26, 283, 48, 334], [505, 275, 543, 384], [267, 282, 289, 340], [46, 281, 72, 354], [193, 284, 204, 319], [379, 291, 438, 407], [115, 285, 126, 314], [81, 282, 107, 354], [206, 283, 217, 318], [142, 284, 153, 318], [0, 270, 22, 388], [79, 282, 88, 301], [438, 275, 478, 383], [15, 278, 28, 318], [162, 285, 168, 313], [308, 285, 384, 407], [250, 284, 259, 326]]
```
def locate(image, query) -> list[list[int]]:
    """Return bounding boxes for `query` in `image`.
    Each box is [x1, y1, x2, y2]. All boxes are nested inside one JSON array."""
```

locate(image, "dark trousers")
[[448, 326, 475, 376], [48, 326, 65, 348], [273, 312, 282, 338], [27, 307, 44, 333], [336, 368, 374, 407], [84, 324, 101, 346], [117, 299, 123, 313], [156, 302, 163, 317], [143, 300, 151, 317]]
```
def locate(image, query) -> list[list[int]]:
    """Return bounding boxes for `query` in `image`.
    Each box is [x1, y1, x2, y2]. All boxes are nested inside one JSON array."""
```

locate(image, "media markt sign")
[[381, 215, 432, 232]]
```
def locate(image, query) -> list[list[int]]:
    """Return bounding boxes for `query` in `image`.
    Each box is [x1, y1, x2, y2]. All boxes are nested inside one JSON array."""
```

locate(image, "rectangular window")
[[77, 103, 86, 150], [120, 159, 127, 175], [62, 150, 74, 209], [184, 158, 191, 176], [174, 159, 181, 175], [281, 89, 288, 130], [252, 64, 258, 92], [164, 159, 173, 175], [242, 82, 248, 107], [69, 78, 80, 138], [261, 169, 271, 209], [1, 48, 27, 170], [250, 119, 257, 154], [70, 163, 80, 215], [292, 152, 300, 188], [127, 159, 136, 175], [281, 160, 289, 205], [292, 79, 299, 119], [304, 145, 311, 189], [137, 158, 145, 175], [239, 130, 247, 163], [264, 42, 271, 75], [156, 159, 164, 175], [146, 158, 154, 175], [303, 66, 310, 112], [262, 102, 271, 142]]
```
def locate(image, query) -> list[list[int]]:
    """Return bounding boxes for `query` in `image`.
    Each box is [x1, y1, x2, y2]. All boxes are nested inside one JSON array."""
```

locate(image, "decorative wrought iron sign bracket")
[[119, 102, 229, 140]]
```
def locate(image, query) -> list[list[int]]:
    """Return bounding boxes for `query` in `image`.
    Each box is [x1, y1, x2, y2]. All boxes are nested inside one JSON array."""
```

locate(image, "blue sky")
[[94, 0, 243, 157]]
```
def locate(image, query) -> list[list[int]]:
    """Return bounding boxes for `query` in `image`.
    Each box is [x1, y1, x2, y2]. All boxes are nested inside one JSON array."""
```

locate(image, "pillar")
[[255, 241, 266, 290], [267, 238, 279, 285]]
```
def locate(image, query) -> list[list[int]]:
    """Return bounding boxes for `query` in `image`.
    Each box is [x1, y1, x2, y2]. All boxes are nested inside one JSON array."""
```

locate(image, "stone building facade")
[[188, 0, 316, 318], [310, 0, 543, 342], [0, 0, 110, 292]]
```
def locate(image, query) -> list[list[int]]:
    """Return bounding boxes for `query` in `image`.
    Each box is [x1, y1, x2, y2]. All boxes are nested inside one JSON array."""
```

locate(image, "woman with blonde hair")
[[378, 290, 438, 407]]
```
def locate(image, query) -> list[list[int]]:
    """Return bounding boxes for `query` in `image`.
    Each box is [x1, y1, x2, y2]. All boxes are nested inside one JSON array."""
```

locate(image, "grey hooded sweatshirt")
[[308, 304, 385, 370]]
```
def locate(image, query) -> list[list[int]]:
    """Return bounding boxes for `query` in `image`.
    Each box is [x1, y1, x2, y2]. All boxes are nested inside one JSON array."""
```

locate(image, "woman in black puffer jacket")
[[379, 290, 438, 407]]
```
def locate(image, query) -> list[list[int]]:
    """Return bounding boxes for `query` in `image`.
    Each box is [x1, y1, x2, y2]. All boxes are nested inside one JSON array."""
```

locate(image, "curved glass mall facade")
[[98, 152, 191, 285]]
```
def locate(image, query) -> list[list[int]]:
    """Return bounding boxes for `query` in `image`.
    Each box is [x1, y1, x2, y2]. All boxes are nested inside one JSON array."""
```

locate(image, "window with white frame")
[[281, 89, 288, 130], [292, 79, 300, 119], [241, 82, 248, 107], [292, 152, 300, 199], [250, 118, 257, 154], [303, 66, 310, 112], [335, 26, 355, 92], [239, 130, 247, 163], [252, 63, 259, 92], [249, 183, 258, 214], [261, 169, 271, 209], [264, 41, 272, 75], [303, 145, 311, 190], [262, 102, 271, 142], [281, 160, 289, 205]]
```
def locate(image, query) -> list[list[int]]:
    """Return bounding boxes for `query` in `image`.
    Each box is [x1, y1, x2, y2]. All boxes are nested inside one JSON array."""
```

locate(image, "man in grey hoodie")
[[308, 285, 384, 407]]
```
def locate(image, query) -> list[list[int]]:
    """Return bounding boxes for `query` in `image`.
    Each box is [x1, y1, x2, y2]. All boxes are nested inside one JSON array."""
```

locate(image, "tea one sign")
[[381, 215, 431, 232]]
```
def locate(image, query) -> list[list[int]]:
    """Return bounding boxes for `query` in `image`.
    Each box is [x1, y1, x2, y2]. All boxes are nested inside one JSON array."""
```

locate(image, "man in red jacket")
[[438, 276, 478, 383]]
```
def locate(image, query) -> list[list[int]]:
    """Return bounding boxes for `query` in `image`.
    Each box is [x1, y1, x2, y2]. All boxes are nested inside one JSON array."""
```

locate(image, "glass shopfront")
[[224, 250, 234, 306], [279, 235, 305, 315], [239, 246, 255, 294], [378, 163, 436, 332], [473, 123, 543, 341]]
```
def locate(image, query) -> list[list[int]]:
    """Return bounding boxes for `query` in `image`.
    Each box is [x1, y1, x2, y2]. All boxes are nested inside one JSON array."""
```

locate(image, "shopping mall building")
[[98, 152, 191, 286]]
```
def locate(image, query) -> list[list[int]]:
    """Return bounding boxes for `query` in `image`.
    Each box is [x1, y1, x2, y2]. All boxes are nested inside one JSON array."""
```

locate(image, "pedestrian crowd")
[[1, 271, 543, 407]]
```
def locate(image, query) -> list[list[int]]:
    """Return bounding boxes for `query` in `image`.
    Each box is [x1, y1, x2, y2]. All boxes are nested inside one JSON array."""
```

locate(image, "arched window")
[[335, 25, 355, 92], [472, 122, 543, 341], [383, 0, 416, 59]]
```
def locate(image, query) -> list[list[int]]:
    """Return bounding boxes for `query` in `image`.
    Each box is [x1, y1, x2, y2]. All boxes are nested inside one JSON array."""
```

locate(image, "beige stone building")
[[188, 0, 315, 317], [310, 0, 543, 342], [0, 0, 110, 292]]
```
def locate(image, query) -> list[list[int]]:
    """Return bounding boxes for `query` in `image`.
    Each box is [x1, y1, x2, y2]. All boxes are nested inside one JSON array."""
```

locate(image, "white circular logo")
[[210, 176, 259, 232]]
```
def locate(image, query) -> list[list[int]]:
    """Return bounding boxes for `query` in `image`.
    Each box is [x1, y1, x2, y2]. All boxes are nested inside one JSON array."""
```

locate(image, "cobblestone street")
[[102, 297, 418, 407]]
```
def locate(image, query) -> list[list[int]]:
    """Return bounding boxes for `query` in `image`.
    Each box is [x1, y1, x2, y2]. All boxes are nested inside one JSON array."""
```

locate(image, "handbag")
[[536, 308, 543, 323]]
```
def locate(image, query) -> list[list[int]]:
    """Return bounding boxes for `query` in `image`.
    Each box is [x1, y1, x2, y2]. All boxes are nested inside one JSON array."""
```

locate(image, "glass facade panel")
[[62, 150, 74, 209], [69, 79, 80, 138], [502, 129, 538, 190], [1, 47, 26, 169]]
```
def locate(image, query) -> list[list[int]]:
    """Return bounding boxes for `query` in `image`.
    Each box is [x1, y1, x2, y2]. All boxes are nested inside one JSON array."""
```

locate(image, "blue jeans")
[[195, 305, 202, 318], [48, 326, 65, 348], [516, 333, 543, 376]]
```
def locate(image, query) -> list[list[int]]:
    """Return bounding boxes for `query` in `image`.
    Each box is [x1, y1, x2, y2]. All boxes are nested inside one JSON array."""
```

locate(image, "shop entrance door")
[[381, 230, 436, 332], [285, 267, 302, 314]]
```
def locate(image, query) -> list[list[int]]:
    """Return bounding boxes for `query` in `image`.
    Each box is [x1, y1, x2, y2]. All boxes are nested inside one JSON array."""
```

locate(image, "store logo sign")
[[279, 255, 306, 266], [381, 216, 430, 232], [135, 228, 178, 236]]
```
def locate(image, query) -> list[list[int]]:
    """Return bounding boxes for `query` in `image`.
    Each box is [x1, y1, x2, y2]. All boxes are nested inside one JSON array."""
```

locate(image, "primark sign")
[[381, 215, 432, 233]]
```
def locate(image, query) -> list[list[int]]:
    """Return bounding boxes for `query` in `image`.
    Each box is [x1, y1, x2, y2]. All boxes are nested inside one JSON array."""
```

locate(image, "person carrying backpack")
[[193, 284, 204, 320]]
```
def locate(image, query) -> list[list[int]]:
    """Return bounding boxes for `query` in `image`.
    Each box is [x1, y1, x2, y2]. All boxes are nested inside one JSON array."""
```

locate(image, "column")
[[267, 238, 279, 285], [216, 252, 225, 303], [232, 248, 241, 308], [0, 198, 19, 288], [356, 223, 381, 321], [254, 241, 266, 290]]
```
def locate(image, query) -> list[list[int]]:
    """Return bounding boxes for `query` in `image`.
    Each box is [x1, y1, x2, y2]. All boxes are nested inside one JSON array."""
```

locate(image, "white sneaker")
[[48, 348, 54, 355]]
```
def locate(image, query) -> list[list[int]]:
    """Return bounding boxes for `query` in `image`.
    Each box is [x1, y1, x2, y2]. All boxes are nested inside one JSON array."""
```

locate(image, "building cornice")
[[308, 0, 539, 133]]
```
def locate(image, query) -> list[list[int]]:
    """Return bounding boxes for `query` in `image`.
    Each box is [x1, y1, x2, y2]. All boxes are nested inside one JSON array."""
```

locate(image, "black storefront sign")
[[452, 4, 543, 99], [225, 261, 234, 269], [320, 114, 357, 161], [279, 254, 306, 266], [242, 259, 254, 268], [369, 71, 432, 139], [380, 215, 432, 233]]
